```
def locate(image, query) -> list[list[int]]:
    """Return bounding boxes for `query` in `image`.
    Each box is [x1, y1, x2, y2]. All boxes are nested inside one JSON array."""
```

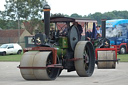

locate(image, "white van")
[[0, 43, 22, 56]]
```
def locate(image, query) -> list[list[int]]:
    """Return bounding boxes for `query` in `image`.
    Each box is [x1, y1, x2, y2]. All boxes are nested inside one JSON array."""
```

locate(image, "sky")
[[47, 0, 128, 16], [0, 0, 6, 11], [0, 0, 128, 16]]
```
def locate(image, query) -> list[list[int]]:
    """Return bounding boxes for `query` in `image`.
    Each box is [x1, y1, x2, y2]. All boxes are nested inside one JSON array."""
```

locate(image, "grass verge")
[[117, 54, 128, 62], [0, 54, 22, 62], [0, 53, 128, 62]]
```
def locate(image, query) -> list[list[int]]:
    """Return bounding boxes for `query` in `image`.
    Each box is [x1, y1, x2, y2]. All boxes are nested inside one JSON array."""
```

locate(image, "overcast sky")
[[0, 0, 128, 16], [0, 0, 5, 11]]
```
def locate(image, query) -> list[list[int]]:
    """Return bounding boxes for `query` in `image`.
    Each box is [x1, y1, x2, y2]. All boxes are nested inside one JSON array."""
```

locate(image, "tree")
[[83, 15, 87, 18], [51, 13, 65, 17], [102, 12, 116, 20], [6, 20, 18, 29], [0, 19, 7, 29], [86, 11, 128, 25], [70, 13, 82, 18], [0, 11, 6, 20], [4, 0, 45, 34], [112, 10, 128, 19], [64, 14, 69, 17], [89, 12, 102, 24], [4, 0, 44, 20], [51, 13, 70, 18]]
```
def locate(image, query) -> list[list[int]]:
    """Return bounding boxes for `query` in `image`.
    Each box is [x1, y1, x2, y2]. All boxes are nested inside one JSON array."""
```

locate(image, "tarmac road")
[[0, 62, 128, 85]]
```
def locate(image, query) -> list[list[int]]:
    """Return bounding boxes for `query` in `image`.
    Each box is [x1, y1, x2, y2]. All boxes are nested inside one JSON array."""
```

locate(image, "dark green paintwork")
[[55, 46, 67, 58], [59, 37, 68, 48], [54, 37, 68, 58]]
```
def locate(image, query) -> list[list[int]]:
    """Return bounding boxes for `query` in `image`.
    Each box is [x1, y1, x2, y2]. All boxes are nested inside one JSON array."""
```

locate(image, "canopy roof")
[[42, 17, 97, 23]]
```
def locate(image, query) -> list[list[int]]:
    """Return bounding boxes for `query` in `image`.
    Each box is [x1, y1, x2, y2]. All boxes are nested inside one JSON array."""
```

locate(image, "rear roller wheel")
[[97, 51, 116, 69], [74, 41, 95, 77], [20, 51, 60, 80]]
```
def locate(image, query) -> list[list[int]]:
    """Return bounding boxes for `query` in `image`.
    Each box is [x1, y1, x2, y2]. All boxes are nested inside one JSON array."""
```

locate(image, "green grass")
[[0, 53, 128, 62], [117, 54, 128, 62], [0, 54, 22, 62]]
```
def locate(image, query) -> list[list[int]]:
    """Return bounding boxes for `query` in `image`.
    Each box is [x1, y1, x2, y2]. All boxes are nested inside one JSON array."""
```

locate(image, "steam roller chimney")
[[101, 19, 106, 39], [43, 4, 51, 39]]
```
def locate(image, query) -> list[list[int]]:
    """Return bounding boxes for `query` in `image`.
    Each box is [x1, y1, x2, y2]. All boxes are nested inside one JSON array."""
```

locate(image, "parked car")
[[0, 43, 22, 56]]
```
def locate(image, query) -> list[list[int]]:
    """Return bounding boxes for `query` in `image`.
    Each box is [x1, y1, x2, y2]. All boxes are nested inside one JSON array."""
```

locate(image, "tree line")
[[51, 10, 128, 25]]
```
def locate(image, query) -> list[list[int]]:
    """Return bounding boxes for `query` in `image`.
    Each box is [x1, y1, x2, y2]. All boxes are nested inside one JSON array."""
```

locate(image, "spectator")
[[96, 26, 102, 37], [85, 29, 92, 40]]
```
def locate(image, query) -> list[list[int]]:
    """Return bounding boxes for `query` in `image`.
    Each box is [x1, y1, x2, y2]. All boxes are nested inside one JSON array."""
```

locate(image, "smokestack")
[[101, 19, 106, 38], [43, 4, 51, 39]]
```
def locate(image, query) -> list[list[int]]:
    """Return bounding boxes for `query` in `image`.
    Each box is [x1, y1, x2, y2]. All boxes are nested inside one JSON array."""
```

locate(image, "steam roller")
[[18, 3, 95, 80], [93, 20, 119, 69], [18, 3, 120, 80]]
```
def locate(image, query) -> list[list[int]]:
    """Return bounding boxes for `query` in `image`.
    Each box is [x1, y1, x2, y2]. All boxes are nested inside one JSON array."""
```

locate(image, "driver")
[[60, 27, 68, 36]]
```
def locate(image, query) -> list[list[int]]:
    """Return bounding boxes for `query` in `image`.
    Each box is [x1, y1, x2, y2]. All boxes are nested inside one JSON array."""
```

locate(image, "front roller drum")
[[97, 51, 116, 69], [74, 41, 95, 77], [20, 51, 60, 80]]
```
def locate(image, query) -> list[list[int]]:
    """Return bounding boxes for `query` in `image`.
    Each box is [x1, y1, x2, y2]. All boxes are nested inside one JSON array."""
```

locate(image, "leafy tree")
[[51, 13, 65, 17], [70, 13, 82, 18], [64, 14, 69, 17], [103, 12, 116, 20], [88, 12, 102, 24], [112, 10, 128, 19], [51, 13, 70, 17], [6, 20, 18, 29], [0, 11, 6, 20], [0, 19, 7, 29], [3, 0, 45, 34], [4, 0, 44, 20], [0, 11, 7, 29], [83, 15, 87, 18], [85, 11, 128, 25]]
